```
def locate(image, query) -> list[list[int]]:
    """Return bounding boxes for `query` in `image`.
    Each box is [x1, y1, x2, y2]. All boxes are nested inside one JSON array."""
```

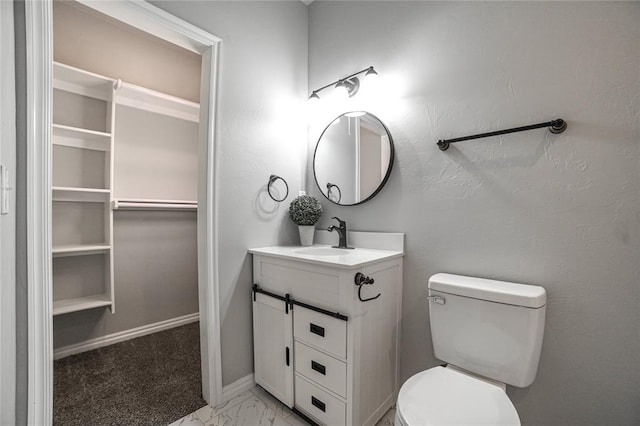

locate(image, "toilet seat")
[[396, 366, 520, 426]]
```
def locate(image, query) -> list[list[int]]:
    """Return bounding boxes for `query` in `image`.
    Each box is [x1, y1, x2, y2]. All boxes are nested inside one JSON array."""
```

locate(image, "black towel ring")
[[268, 175, 289, 202], [326, 182, 342, 203], [354, 272, 381, 302]]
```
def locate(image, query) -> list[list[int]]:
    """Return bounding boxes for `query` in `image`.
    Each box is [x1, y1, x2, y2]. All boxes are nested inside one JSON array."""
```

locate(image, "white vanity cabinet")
[[250, 239, 403, 426]]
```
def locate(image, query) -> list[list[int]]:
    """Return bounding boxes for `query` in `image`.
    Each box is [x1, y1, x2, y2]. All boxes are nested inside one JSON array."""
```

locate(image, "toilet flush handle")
[[427, 295, 446, 305]]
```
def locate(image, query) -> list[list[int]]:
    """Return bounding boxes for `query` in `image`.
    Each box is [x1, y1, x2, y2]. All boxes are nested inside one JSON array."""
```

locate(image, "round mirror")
[[313, 112, 394, 206]]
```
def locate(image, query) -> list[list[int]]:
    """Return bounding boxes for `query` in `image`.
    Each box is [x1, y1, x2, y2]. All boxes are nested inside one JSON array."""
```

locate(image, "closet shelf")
[[114, 82, 200, 123], [52, 244, 111, 257], [112, 198, 198, 211], [53, 187, 111, 202], [53, 124, 112, 151], [53, 62, 115, 102], [53, 294, 112, 316]]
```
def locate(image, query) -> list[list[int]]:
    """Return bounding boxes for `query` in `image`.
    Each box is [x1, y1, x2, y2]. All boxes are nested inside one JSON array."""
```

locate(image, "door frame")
[[0, 1, 16, 424], [25, 1, 223, 423]]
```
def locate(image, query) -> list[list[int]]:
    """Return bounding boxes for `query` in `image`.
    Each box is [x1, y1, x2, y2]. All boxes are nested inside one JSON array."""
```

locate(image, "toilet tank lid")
[[429, 273, 546, 308]]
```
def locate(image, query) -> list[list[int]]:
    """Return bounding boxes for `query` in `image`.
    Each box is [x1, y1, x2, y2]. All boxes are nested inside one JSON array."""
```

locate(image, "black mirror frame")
[[313, 111, 395, 206]]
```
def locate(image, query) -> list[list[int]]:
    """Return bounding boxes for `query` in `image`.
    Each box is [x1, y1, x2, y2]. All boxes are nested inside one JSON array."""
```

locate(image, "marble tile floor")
[[170, 386, 396, 426]]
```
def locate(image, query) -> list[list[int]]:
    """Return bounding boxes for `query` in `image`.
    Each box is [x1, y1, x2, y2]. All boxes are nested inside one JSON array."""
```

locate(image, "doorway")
[[24, 1, 223, 423]]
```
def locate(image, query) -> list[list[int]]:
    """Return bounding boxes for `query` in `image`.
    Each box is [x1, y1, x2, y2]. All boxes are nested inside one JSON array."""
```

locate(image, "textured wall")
[[150, 1, 308, 386], [308, 2, 639, 425]]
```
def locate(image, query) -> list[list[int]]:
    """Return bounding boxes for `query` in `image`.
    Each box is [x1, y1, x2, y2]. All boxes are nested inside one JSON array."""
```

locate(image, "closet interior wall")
[[52, 1, 202, 352]]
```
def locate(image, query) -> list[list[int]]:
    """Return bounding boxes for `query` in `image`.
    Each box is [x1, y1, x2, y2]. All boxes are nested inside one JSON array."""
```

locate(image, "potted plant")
[[289, 194, 322, 246]]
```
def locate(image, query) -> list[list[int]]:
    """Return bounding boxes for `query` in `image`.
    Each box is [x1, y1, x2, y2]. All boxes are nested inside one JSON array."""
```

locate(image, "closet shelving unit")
[[51, 61, 200, 316], [52, 62, 116, 316]]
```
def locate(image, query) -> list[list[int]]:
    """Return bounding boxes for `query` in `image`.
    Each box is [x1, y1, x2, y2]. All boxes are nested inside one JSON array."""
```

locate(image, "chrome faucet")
[[327, 217, 353, 249]]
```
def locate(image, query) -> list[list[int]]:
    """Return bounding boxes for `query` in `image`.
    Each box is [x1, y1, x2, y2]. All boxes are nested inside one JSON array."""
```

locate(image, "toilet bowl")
[[395, 273, 546, 426], [395, 366, 520, 426]]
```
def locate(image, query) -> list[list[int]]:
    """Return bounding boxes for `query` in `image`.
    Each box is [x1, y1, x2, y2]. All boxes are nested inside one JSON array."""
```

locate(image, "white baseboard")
[[54, 312, 199, 360], [221, 373, 255, 403]]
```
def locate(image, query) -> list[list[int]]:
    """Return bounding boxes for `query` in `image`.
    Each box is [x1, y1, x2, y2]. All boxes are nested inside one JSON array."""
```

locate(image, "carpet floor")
[[53, 321, 206, 426]]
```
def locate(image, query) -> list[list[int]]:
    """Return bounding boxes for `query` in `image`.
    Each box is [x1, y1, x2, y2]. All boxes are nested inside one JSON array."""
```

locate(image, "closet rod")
[[437, 119, 567, 151], [112, 200, 197, 211]]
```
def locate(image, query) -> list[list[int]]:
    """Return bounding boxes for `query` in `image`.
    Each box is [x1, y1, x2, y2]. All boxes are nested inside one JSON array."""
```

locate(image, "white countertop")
[[248, 244, 404, 268]]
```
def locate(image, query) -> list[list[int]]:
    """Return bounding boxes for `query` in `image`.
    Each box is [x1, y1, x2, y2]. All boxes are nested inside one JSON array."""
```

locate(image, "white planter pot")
[[298, 225, 315, 246]]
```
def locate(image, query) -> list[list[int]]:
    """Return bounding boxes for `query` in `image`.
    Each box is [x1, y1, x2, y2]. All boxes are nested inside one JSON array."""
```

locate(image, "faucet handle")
[[331, 216, 346, 227]]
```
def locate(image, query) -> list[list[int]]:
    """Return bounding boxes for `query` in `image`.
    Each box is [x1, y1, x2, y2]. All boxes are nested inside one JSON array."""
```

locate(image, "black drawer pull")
[[310, 323, 325, 337], [311, 396, 326, 412], [311, 360, 326, 375]]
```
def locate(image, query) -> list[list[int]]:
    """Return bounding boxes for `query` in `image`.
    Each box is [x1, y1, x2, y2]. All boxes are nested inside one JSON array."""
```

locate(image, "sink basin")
[[294, 247, 351, 256]]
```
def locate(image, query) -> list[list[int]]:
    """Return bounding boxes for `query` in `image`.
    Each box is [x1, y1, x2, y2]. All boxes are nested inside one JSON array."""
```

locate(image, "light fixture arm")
[[309, 66, 376, 99]]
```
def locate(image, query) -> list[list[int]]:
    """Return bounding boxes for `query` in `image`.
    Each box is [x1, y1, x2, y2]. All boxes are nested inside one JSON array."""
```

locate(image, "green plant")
[[288, 195, 322, 226]]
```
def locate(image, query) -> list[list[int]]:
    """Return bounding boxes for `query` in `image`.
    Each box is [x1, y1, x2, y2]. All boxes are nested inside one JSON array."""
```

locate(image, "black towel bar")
[[437, 119, 567, 151]]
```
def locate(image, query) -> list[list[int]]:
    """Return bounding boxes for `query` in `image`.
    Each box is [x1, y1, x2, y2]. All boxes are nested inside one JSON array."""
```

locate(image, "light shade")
[[364, 66, 378, 81], [335, 77, 360, 98]]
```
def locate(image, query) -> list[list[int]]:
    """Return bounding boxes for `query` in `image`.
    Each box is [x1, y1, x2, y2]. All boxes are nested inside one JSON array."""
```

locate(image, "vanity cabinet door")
[[252, 292, 294, 408]]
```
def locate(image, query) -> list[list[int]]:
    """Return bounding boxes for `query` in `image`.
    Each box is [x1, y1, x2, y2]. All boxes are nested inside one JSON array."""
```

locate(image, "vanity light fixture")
[[308, 66, 378, 102]]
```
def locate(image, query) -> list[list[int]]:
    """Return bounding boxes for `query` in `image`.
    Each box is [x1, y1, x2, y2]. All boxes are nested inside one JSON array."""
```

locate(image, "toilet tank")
[[428, 273, 546, 388]]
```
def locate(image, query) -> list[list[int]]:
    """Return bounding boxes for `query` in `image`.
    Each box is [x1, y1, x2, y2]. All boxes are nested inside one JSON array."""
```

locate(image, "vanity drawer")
[[295, 373, 346, 426], [294, 341, 346, 398], [294, 305, 347, 359]]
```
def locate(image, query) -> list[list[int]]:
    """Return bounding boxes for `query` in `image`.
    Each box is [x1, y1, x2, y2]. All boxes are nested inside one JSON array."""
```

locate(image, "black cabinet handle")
[[310, 323, 325, 337], [311, 360, 326, 375], [285, 347, 290, 366], [311, 396, 326, 412]]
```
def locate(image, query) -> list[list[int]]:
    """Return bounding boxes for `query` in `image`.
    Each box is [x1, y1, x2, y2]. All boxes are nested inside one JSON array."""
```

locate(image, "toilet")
[[395, 273, 547, 426]]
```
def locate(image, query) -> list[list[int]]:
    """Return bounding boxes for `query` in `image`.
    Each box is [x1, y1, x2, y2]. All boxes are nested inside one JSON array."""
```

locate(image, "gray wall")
[[308, 2, 639, 425], [150, 1, 309, 386]]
